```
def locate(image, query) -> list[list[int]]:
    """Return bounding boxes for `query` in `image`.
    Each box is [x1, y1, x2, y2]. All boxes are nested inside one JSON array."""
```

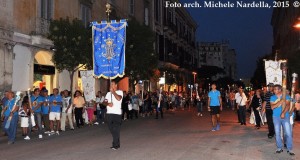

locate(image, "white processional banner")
[[80, 70, 96, 102], [265, 60, 282, 85]]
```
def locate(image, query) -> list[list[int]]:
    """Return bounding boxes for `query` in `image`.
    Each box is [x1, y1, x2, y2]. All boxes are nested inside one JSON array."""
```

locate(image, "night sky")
[[178, 0, 273, 79]]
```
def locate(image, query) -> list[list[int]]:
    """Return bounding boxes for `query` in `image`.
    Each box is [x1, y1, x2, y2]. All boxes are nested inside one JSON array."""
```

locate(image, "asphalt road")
[[0, 108, 299, 160]]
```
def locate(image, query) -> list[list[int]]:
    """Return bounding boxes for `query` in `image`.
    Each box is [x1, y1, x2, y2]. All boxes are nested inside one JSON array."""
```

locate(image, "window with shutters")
[[129, 0, 135, 15], [80, 4, 91, 27], [144, 7, 149, 26], [41, 0, 53, 20]]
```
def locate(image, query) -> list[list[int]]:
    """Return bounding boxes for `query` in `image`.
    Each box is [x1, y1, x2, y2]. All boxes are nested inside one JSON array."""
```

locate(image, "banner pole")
[[280, 60, 288, 112], [290, 73, 298, 115], [106, 3, 111, 22]]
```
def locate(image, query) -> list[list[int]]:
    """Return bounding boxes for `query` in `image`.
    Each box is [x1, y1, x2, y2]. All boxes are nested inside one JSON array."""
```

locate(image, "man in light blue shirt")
[[30, 88, 44, 138], [49, 88, 62, 135], [207, 83, 222, 131], [270, 84, 294, 156], [41, 89, 51, 133], [3, 91, 19, 144]]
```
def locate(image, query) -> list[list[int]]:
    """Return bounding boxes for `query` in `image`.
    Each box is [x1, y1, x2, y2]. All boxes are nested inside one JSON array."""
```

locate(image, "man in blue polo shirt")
[[270, 84, 294, 156], [41, 89, 51, 134], [30, 88, 44, 138], [49, 88, 62, 135], [3, 91, 19, 144], [207, 83, 222, 131]]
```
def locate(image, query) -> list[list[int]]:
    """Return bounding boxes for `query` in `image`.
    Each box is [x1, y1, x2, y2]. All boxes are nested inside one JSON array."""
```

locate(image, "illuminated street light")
[[293, 17, 300, 29], [192, 72, 197, 84]]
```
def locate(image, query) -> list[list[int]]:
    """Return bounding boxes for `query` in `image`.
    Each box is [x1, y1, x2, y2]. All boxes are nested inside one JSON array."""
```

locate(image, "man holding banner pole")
[[270, 84, 294, 156], [91, 17, 127, 150], [103, 80, 123, 150]]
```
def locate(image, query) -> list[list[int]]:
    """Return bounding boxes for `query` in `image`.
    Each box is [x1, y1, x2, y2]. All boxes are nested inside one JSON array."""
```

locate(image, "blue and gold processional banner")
[[91, 19, 127, 79]]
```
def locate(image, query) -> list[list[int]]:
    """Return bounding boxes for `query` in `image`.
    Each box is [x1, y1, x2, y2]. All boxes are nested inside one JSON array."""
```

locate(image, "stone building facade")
[[0, 0, 197, 93]]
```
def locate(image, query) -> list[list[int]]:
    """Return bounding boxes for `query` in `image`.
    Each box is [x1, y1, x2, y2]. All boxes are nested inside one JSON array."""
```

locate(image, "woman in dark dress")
[[250, 89, 263, 129]]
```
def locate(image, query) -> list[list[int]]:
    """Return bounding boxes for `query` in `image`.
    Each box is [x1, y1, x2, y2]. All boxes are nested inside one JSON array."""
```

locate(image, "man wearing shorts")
[[207, 83, 222, 131], [49, 88, 62, 135]]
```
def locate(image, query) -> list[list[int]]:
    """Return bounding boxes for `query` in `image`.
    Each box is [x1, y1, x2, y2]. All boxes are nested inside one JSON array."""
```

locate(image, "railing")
[[35, 17, 50, 36]]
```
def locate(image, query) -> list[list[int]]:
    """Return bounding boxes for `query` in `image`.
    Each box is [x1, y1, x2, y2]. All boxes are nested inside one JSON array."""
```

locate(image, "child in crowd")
[[86, 101, 95, 126], [19, 99, 33, 140]]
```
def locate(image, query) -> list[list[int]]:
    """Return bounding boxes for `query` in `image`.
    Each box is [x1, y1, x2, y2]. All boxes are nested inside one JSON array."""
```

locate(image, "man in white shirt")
[[103, 80, 123, 150], [61, 90, 74, 131], [235, 87, 248, 125]]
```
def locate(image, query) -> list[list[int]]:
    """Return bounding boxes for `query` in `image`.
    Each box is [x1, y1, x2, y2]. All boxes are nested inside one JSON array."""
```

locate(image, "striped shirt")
[[264, 91, 274, 110]]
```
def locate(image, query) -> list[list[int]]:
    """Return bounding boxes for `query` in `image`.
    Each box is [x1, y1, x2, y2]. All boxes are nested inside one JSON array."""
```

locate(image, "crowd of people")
[[207, 83, 299, 156], [0, 81, 299, 155]]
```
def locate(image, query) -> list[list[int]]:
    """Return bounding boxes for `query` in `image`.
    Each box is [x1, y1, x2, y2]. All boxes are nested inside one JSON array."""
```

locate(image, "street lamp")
[[293, 17, 300, 29], [192, 72, 197, 84], [293, 17, 300, 50]]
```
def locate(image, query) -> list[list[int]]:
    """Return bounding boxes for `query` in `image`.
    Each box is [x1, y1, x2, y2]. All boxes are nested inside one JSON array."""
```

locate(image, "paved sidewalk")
[[0, 108, 299, 160]]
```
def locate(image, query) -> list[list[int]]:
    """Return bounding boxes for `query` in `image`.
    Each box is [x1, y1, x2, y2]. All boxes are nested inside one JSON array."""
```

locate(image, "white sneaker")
[[44, 131, 50, 134], [56, 131, 59, 135], [94, 122, 99, 125], [24, 136, 30, 140], [39, 134, 43, 139]]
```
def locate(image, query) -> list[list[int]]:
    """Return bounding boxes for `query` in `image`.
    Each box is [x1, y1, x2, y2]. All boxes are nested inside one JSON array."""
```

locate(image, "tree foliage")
[[250, 54, 272, 89], [48, 18, 92, 72], [48, 18, 92, 92], [287, 51, 300, 76], [196, 65, 225, 78], [125, 19, 158, 83]]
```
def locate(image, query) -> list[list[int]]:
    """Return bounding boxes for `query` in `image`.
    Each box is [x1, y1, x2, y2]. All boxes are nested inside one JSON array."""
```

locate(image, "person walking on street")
[[121, 91, 130, 120], [270, 84, 295, 156], [196, 91, 204, 117], [262, 83, 275, 138], [73, 90, 86, 128], [49, 88, 63, 135], [30, 88, 44, 139], [229, 90, 235, 111], [61, 90, 74, 131], [95, 91, 105, 125], [131, 93, 139, 119], [3, 91, 19, 144], [207, 83, 222, 131], [235, 87, 248, 125], [156, 90, 164, 119], [41, 89, 51, 134], [103, 80, 123, 150], [250, 89, 263, 129]]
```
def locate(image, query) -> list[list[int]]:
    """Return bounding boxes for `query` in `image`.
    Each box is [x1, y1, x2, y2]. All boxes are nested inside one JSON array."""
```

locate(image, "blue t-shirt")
[[49, 95, 62, 113], [41, 96, 50, 115], [4, 98, 18, 117], [31, 95, 44, 113], [208, 90, 221, 107], [270, 95, 291, 117]]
